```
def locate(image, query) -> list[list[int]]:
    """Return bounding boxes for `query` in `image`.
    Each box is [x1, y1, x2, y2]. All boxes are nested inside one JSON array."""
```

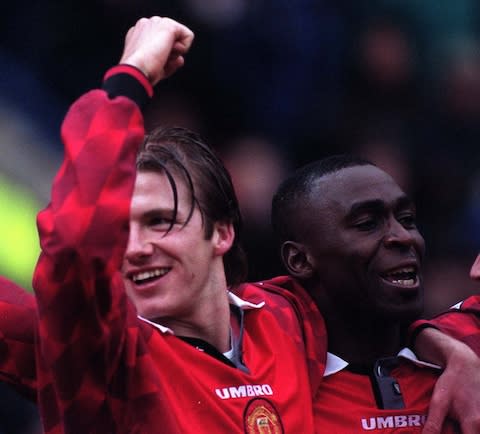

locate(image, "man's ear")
[[212, 221, 235, 256], [281, 241, 314, 280]]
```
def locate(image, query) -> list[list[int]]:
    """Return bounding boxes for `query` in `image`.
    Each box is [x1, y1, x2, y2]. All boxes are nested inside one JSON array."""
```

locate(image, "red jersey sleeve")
[[33, 68, 152, 433], [0, 276, 37, 399], [409, 295, 480, 356], [249, 276, 327, 397]]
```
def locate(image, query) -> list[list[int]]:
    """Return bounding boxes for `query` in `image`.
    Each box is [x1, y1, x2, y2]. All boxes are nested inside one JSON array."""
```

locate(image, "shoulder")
[[233, 277, 325, 338], [452, 295, 480, 314], [234, 277, 309, 312]]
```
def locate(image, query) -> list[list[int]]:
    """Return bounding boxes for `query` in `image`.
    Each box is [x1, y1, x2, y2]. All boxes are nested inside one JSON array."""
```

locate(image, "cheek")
[[416, 235, 426, 259], [345, 242, 376, 266], [123, 280, 136, 301], [179, 244, 211, 279], [345, 247, 381, 289]]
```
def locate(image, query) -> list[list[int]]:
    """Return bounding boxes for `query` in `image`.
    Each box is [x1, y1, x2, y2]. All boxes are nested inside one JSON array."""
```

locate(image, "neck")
[[320, 306, 406, 366], [158, 283, 232, 353]]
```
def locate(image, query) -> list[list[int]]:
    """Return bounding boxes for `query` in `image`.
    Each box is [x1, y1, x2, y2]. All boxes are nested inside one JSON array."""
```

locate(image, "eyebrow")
[[347, 195, 415, 216], [140, 208, 176, 220]]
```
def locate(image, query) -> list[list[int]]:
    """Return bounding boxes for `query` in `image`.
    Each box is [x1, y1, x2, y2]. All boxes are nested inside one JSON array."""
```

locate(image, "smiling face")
[[122, 170, 233, 322], [291, 164, 426, 323]]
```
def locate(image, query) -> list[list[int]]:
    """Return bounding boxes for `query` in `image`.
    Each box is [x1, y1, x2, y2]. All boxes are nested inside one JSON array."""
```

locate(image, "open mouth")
[[381, 266, 418, 287], [129, 268, 171, 285]]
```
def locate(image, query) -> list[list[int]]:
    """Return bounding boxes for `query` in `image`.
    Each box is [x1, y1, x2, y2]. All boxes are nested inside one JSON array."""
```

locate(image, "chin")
[[376, 298, 424, 323], [392, 304, 424, 324], [130, 298, 153, 317], [137, 304, 159, 320]]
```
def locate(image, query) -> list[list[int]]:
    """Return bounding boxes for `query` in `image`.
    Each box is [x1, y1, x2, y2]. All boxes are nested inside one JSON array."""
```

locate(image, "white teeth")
[[391, 267, 415, 275], [132, 269, 169, 282], [385, 266, 417, 286], [391, 279, 415, 286]]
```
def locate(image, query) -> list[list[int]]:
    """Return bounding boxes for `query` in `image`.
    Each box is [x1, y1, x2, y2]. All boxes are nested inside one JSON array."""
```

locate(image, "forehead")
[[311, 165, 408, 211], [132, 170, 190, 210]]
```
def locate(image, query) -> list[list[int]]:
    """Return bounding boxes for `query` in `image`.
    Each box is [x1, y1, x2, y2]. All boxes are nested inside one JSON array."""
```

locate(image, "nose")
[[470, 254, 480, 280], [124, 226, 154, 263], [383, 218, 418, 250]]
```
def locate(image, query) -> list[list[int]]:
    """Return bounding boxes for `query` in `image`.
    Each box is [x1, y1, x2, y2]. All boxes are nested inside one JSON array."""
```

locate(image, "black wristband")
[[102, 72, 150, 109]]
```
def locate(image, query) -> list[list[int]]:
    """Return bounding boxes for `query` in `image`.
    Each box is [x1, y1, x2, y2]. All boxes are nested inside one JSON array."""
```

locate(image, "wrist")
[[102, 65, 153, 109], [415, 327, 476, 368], [105, 65, 153, 95]]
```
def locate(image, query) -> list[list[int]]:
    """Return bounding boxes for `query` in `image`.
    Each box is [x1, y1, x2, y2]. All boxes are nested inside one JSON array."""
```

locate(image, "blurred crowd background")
[[1, 1, 480, 432]]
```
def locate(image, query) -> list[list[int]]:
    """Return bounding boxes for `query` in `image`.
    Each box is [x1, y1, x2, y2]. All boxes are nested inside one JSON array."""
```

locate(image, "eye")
[[148, 216, 174, 231], [397, 211, 417, 229], [354, 217, 379, 231]]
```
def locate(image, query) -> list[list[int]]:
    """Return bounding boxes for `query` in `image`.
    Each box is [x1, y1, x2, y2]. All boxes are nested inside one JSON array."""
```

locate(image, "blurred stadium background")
[[1, 1, 480, 432]]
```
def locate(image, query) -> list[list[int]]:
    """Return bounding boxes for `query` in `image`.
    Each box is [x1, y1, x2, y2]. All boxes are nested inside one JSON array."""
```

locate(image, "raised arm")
[[33, 17, 193, 434]]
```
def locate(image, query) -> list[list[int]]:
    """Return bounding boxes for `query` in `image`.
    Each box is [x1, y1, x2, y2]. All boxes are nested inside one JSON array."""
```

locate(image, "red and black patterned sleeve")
[[32, 65, 153, 433], [409, 295, 480, 356], [252, 276, 327, 397], [0, 276, 37, 399]]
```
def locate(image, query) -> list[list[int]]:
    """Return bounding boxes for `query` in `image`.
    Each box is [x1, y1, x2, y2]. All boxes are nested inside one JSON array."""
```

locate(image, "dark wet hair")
[[271, 154, 374, 245], [137, 126, 247, 288]]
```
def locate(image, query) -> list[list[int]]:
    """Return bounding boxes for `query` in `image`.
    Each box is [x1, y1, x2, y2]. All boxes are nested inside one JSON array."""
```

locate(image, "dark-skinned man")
[[270, 155, 480, 433]]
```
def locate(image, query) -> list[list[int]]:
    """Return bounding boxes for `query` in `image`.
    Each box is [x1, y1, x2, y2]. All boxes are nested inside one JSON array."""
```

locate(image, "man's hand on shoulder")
[[417, 328, 480, 434]]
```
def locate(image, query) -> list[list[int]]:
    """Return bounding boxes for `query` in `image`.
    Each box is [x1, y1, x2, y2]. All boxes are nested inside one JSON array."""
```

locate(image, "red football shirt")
[[314, 356, 459, 433], [0, 276, 37, 398]]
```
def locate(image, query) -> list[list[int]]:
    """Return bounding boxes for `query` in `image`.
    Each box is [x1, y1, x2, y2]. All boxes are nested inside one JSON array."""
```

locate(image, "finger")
[[422, 414, 445, 434], [459, 419, 480, 434], [162, 18, 193, 50], [164, 56, 185, 78], [177, 27, 194, 50], [125, 25, 135, 40], [123, 25, 136, 48], [422, 394, 448, 434], [172, 40, 191, 56]]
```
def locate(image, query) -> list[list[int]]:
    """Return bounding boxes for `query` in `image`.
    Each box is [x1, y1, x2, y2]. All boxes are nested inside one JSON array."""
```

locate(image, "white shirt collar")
[[324, 352, 349, 376], [138, 290, 264, 335], [227, 290, 265, 310], [450, 301, 463, 310], [324, 348, 442, 377], [138, 315, 173, 334]]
